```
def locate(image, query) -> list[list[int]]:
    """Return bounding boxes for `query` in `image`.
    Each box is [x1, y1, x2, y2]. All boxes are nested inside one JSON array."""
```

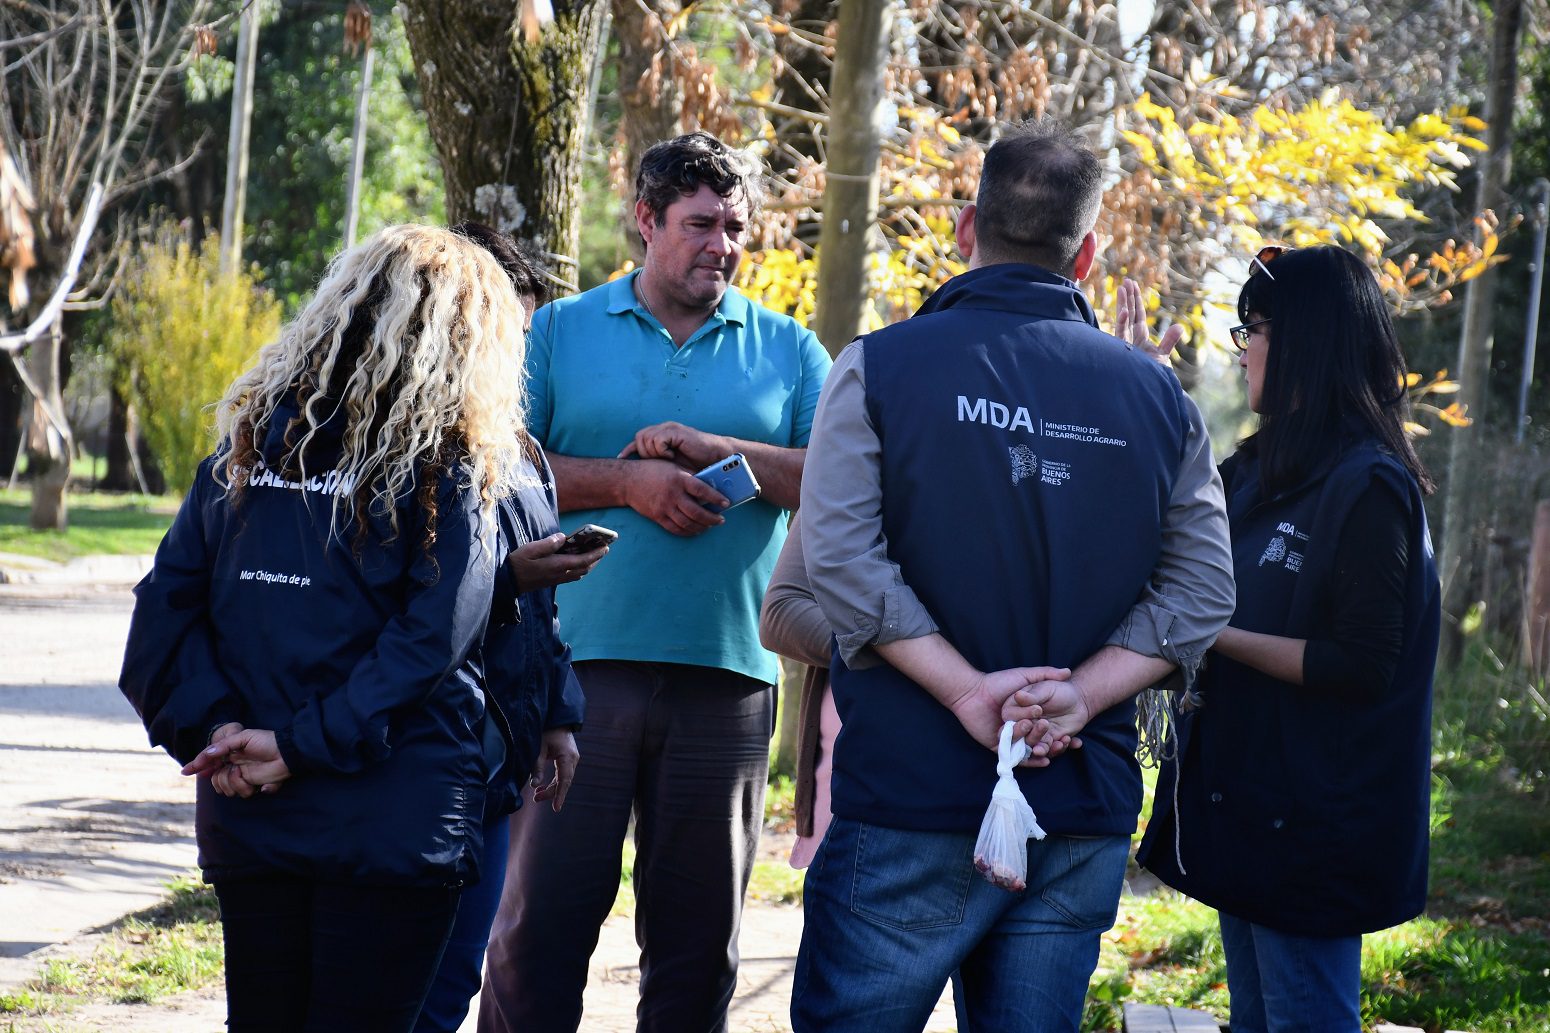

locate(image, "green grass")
[[765, 773, 797, 832], [1085, 890, 1550, 1032], [0, 875, 222, 1020], [0, 487, 176, 563]]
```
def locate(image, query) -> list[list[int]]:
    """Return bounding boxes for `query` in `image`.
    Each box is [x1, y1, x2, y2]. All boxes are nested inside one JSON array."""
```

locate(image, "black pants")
[[213, 876, 460, 1033], [480, 660, 776, 1033]]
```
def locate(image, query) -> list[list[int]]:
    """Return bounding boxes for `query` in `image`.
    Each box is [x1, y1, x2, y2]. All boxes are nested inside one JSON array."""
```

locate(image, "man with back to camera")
[[478, 132, 832, 1033], [793, 118, 1235, 1032]]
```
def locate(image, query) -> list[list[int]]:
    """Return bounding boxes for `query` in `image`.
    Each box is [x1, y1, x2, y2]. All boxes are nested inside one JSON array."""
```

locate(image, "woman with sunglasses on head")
[[120, 225, 536, 1033], [1133, 245, 1441, 1033]]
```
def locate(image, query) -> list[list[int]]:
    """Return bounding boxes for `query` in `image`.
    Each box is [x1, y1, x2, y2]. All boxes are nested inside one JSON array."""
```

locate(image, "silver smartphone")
[[557, 524, 618, 554], [693, 454, 761, 512]]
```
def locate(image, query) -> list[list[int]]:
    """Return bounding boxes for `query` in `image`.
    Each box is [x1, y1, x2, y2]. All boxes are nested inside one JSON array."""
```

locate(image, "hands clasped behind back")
[[949, 665, 1080, 768], [1003, 678, 1092, 757], [183, 726, 292, 798]]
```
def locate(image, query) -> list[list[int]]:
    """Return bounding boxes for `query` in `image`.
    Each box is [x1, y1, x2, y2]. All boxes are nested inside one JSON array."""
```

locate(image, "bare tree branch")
[[0, 181, 103, 354]]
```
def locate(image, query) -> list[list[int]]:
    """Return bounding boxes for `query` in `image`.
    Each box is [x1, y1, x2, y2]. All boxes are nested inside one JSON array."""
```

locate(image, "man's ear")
[[955, 203, 978, 265], [1071, 231, 1098, 281], [634, 198, 656, 250]]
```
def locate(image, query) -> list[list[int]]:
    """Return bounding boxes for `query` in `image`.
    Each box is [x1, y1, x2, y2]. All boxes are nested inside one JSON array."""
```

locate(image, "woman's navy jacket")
[[120, 409, 579, 887], [1138, 440, 1440, 936], [481, 446, 585, 817]]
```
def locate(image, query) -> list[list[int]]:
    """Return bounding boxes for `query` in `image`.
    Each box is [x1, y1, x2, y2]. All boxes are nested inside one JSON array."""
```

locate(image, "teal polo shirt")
[[526, 271, 832, 684]]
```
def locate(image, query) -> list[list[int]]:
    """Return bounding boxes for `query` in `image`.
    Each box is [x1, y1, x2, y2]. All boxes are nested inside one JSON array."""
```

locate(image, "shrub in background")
[[108, 232, 280, 494]]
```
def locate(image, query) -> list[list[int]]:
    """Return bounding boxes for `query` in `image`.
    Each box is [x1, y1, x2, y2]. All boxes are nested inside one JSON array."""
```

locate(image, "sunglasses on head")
[[1250, 244, 1291, 281]]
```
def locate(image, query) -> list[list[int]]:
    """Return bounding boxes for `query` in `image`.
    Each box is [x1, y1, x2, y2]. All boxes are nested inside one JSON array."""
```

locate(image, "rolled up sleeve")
[[1105, 393, 1235, 693], [799, 342, 938, 670]]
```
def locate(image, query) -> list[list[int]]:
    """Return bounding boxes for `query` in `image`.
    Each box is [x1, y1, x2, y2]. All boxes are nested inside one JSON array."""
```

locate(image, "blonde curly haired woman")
[[120, 225, 531, 1033]]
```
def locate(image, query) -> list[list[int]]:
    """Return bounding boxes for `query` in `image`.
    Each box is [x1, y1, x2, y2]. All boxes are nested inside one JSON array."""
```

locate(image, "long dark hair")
[[1237, 245, 1434, 495]]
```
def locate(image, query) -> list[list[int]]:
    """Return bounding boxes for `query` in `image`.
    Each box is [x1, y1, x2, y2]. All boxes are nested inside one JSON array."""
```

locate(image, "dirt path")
[[0, 582, 961, 1032]]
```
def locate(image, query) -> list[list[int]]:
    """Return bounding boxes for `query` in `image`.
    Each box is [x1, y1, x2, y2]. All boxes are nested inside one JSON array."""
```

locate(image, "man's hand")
[[624, 458, 728, 536], [1114, 278, 1183, 364], [947, 666, 1071, 759], [1004, 678, 1092, 754], [183, 728, 291, 795], [618, 421, 732, 471], [507, 533, 608, 594], [531, 728, 579, 812]]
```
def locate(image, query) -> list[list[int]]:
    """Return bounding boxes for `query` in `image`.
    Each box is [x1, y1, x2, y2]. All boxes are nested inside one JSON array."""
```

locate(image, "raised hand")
[[1114, 278, 1183, 364], [624, 458, 728, 536]]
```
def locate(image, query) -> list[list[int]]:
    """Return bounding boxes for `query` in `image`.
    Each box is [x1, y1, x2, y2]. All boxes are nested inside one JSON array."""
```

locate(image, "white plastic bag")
[[972, 721, 1046, 892]]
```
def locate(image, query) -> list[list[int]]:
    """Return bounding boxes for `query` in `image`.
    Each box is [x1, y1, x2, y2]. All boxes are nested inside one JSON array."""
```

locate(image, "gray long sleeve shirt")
[[800, 341, 1234, 687]]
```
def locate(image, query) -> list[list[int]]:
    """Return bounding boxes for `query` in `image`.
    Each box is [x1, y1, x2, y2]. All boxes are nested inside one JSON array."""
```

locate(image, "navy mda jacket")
[[120, 404, 580, 888]]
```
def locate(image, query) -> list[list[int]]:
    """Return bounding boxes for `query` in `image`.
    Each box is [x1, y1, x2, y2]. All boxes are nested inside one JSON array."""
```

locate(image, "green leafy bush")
[[108, 232, 280, 493]]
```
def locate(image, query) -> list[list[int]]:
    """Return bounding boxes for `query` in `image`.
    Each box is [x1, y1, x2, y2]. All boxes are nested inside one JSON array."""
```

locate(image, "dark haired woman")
[[411, 223, 606, 1033], [1136, 246, 1441, 1033], [120, 225, 536, 1033]]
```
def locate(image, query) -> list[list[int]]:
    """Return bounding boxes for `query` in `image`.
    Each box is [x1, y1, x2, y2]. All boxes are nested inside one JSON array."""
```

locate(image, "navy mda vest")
[[1139, 441, 1440, 936], [828, 263, 1193, 835]]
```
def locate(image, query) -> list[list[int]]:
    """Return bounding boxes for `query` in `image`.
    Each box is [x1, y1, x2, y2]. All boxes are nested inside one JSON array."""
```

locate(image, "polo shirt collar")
[[605, 269, 750, 329]]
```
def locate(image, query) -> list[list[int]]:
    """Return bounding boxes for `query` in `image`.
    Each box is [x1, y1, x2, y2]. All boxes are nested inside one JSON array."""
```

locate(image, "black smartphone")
[[694, 453, 762, 512], [557, 524, 618, 555]]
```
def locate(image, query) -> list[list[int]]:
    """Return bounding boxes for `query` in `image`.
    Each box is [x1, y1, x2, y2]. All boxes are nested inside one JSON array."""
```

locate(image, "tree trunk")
[[811, 0, 890, 358], [402, 0, 608, 292], [1439, 0, 1523, 662], [220, 1, 259, 275], [612, 0, 681, 165], [27, 319, 70, 530], [0, 359, 22, 481], [102, 383, 136, 491], [612, 0, 682, 264], [771, 655, 804, 779], [342, 43, 375, 249]]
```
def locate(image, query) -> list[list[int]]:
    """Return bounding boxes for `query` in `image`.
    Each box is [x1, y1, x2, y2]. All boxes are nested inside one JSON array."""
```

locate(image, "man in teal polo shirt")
[[479, 133, 832, 1033]]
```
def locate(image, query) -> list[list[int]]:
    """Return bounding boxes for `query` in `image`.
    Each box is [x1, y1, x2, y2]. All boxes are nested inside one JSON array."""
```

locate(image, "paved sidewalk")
[[0, 551, 152, 587], [0, 584, 195, 991]]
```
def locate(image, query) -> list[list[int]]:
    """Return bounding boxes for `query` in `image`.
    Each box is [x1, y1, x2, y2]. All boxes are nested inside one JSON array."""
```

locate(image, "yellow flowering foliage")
[[109, 233, 281, 493], [1119, 91, 1500, 318], [1403, 369, 1472, 436], [733, 231, 967, 330]]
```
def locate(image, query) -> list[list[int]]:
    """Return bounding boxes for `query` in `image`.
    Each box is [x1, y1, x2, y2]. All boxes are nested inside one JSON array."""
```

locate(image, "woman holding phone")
[[1135, 246, 1441, 1033], [411, 223, 608, 1033]]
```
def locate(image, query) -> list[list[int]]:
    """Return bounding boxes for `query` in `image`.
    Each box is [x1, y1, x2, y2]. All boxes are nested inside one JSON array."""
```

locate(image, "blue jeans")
[[1218, 912, 1362, 1033], [413, 814, 511, 1033], [792, 818, 1128, 1033]]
